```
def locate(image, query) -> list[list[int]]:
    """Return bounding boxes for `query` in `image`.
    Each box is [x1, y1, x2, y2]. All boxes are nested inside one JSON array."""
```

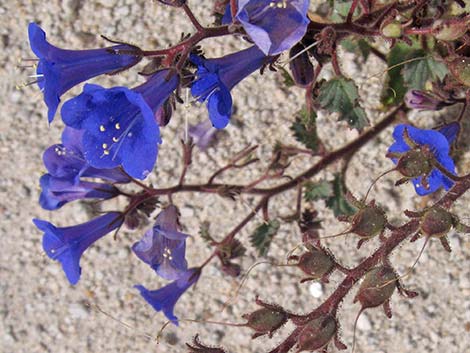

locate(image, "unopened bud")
[[405, 90, 446, 111], [420, 206, 454, 238], [155, 98, 174, 126], [296, 314, 337, 352], [433, 18, 469, 41], [220, 262, 241, 277], [381, 21, 403, 38], [449, 57, 470, 87], [289, 43, 314, 87], [354, 266, 397, 309]]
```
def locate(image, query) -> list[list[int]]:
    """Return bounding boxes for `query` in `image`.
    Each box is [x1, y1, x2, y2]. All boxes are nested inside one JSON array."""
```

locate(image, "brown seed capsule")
[[296, 314, 337, 352], [350, 205, 387, 239], [420, 206, 454, 238], [396, 150, 433, 178], [296, 248, 335, 280], [354, 266, 397, 309], [242, 301, 288, 339]]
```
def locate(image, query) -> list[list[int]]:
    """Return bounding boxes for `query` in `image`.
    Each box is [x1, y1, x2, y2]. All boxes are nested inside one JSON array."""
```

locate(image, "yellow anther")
[[102, 143, 108, 149], [103, 150, 110, 155], [112, 137, 119, 142], [100, 125, 106, 132], [115, 123, 121, 130]]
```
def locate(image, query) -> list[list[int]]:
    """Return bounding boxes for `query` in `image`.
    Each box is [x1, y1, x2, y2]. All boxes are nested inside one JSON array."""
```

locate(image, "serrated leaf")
[[199, 221, 214, 245], [304, 180, 333, 201], [290, 109, 320, 152], [403, 50, 448, 90], [250, 220, 280, 257], [317, 77, 369, 130], [325, 174, 356, 217], [340, 38, 371, 60]]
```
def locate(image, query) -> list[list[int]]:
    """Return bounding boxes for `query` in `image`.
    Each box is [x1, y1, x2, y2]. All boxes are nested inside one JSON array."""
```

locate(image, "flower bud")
[[289, 43, 314, 87], [155, 97, 174, 126], [449, 57, 470, 87], [381, 21, 403, 38], [420, 206, 454, 238], [433, 18, 469, 41], [296, 248, 335, 280], [396, 149, 433, 178], [242, 305, 288, 339], [296, 314, 337, 352], [220, 261, 241, 277], [354, 266, 397, 309], [404, 90, 446, 111]]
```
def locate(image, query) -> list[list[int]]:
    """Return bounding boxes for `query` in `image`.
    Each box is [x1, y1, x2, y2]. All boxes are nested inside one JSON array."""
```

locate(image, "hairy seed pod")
[[296, 314, 337, 352], [396, 150, 433, 178], [381, 21, 403, 38], [420, 207, 454, 238], [242, 307, 287, 338], [350, 205, 386, 239], [354, 266, 397, 309], [296, 248, 334, 279]]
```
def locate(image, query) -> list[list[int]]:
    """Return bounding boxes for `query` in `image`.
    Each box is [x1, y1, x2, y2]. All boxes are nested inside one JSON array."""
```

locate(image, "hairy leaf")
[[403, 50, 448, 90], [326, 174, 356, 217], [290, 109, 320, 152], [304, 180, 333, 201], [340, 38, 371, 60], [250, 220, 281, 257], [317, 77, 369, 130]]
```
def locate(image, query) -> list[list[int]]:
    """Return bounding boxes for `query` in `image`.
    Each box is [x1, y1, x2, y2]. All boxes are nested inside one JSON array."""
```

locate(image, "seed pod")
[[186, 334, 227, 353], [242, 300, 288, 339], [354, 266, 397, 310], [381, 21, 403, 38], [289, 43, 314, 87], [350, 205, 386, 239], [296, 248, 335, 281], [420, 206, 454, 238], [395, 149, 433, 178], [296, 314, 337, 352], [449, 57, 470, 87]]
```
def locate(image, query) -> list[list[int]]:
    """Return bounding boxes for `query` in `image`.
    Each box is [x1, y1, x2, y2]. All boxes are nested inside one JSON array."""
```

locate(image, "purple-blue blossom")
[[28, 22, 141, 123], [188, 120, 218, 150], [191, 46, 267, 128], [235, 0, 310, 56], [39, 174, 120, 210], [387, 124, 457, 196], [132, 205, 189, 280], [135, 268, 201, 324], [34, 212, 123, 285], [61, 70, 179, 179]]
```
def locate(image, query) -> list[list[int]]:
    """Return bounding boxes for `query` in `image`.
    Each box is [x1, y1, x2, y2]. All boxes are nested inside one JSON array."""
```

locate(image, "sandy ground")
[[1, 1, 469, 352]]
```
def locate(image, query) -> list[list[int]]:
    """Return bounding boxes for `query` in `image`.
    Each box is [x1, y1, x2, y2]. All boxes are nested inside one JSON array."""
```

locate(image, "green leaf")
[[403, 50, 448, 90], [250, 220, 280, 257], [340, 38, 371, 60], [304, 180, 333, 201], [317, 77, 369, 130], [330, 0, 361, 22], [290, 109, 320, 152], [325, 174, 357, 217]]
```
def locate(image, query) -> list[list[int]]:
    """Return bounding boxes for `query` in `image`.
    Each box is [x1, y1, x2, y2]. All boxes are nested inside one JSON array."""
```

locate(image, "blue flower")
[[61, 70, 179, 179], [132, 205, 189, 280], [28, 22, 142, 123], [34, 212, 123, 285], [387, 124, 457, 196], [39, 174, 120, 210], [188, 120, 218, 150], [191, 46, 267, 128], [235, 0, 310, 56], [135, 268, 201, 324]]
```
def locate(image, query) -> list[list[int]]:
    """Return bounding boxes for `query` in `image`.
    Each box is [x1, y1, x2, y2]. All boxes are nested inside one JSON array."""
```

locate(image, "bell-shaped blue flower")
[[135, 268, 201, 324], [42, 127, 131, 185], [388, 124, 457, 196], [28, 22, 142, 122], [34, 212, 123, 285], [235, 0, 310, 55], [191, 46, 267, 128], [39, 174, 120, 210], [132, 205, 189, 280], [61, 70, 179, 179]]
